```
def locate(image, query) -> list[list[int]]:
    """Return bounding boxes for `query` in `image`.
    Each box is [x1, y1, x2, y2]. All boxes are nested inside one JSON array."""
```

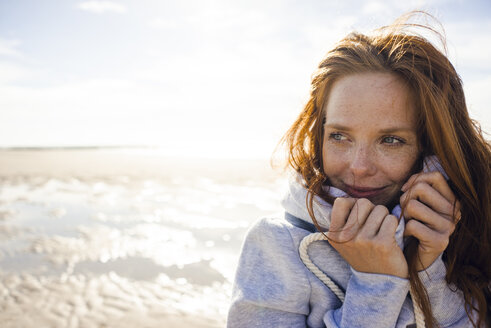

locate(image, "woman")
[[227, 13, 490, 328]]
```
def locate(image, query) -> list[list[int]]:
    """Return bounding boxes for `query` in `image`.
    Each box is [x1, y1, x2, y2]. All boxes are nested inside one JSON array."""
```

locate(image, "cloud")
[[444, 21, 491, 71], [0, 38, 23, 57], [3, 0, 489, 155], [362, 1, 392, 16], [147, 18, 179, 30], [464, 76, 491, 131], [77, 1, 127, 14], [0, 77, 163, 146], [0, 61, 34, 84], [0, 49, 301, 157]]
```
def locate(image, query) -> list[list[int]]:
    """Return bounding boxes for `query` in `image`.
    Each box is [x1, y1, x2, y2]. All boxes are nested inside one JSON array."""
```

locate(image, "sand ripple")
[[0, 272, 227, 328], [0, 167, 284, 327]]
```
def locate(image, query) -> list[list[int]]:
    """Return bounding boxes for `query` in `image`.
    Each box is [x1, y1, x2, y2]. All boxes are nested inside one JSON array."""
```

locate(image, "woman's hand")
[[401, 171, 460, 271], [327, 198, 408, 278]]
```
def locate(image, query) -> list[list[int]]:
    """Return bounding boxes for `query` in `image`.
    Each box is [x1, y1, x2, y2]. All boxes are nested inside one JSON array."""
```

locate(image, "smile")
[[343, 184, 387, 198]]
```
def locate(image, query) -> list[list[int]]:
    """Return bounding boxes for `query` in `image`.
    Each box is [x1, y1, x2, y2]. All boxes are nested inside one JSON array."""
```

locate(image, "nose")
[[349, 145, 376, 177]]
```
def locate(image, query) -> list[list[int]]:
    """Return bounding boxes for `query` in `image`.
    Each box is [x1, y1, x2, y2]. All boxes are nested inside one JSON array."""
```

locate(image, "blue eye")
[[382, 136, 404, 144], [329, 133, 346, 141]]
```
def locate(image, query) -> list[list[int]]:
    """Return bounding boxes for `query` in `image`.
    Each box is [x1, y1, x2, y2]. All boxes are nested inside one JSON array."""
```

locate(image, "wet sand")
[[0, 149, 286, 327]]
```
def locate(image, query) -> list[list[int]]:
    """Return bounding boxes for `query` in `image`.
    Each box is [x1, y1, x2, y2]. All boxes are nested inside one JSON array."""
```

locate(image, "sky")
[[1, 0, 490, 158]]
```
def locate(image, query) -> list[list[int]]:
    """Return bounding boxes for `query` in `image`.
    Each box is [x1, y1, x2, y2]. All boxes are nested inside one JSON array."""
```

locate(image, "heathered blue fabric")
[[227, 173, 473, 327]]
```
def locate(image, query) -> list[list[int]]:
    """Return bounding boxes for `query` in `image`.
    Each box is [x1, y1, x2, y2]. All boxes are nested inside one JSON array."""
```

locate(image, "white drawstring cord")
[[411, 289, 426, 328], [299, 232, 425, 328], [299, 233, 345, 302]]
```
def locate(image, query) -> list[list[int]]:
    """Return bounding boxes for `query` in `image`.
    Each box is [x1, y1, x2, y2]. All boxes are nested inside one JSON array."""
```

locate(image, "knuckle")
[[442, 205, 455, 218], [405, 199, 419, 213], [405, 219, 417, 231], [387, 214, 398, 221], [356, 198, 374, 209], [413, 181, 429, 193], [338, 228, 355, 242], [445, 202, 455, 213], [436, 238, 449, 250], [385, 214, 398, 225], [375, 205, 389, 216], [430, 171, 444, 181], [334, 197, 354, 208], [445, 221, 456, 234], [410, 181, 422, 192]]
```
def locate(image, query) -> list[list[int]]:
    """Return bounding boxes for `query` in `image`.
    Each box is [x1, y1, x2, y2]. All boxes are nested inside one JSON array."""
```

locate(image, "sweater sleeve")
[[418, 256, 474, 327], [323, 268, 410, 327], [228, 218, 413, 328], [227, 218, 312, 327]]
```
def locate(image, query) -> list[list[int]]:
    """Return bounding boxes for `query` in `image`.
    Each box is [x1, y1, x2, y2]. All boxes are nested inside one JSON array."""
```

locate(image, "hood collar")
[[280, 155, 446, 249]]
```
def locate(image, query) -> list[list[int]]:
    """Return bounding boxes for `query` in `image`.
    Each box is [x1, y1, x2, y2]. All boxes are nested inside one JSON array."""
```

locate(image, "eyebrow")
[[324, 123, 415, 134]]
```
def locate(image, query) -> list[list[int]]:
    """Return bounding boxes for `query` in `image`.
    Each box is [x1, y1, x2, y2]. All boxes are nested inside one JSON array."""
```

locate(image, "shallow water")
[[0, 153, 286, 327]]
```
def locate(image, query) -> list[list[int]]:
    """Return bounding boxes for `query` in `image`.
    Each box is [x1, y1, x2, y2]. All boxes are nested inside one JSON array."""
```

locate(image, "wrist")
[[415, 253, 442, 272]]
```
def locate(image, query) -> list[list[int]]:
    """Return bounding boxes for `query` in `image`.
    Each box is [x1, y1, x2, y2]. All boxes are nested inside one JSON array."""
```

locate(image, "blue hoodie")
[[227, 172, 473, 327]]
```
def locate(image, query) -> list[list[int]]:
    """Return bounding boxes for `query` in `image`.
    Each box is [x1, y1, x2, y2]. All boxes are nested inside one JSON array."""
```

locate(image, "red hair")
[[280, 12, 490, 327]]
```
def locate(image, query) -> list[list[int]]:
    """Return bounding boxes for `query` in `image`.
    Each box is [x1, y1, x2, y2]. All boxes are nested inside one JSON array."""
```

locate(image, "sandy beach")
[[0, 149, 286, 327]]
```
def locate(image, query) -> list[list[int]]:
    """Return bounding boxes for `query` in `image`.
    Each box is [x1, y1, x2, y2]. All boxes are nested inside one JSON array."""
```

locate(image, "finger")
[[377, 214, 399, 239], [359, 205, 390, 238], [345, 198, 375, 230], [403, 199, 456, 234], [401, 171, 456, 206], [455, 209, 462, 223], [400, 181, 455, 219], [329, 197, 356, 232], [404, 219, 449, 252], [402, 171, 461, 222], [329, 198, 374, 242]]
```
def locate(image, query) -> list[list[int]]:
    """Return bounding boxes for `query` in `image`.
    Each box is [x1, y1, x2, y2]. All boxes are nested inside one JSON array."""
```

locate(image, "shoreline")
[[0, 149, 284, 181]]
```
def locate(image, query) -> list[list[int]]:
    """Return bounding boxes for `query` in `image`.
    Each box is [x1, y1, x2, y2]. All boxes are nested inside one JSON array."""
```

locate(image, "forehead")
[[324, 72, 416, 129]]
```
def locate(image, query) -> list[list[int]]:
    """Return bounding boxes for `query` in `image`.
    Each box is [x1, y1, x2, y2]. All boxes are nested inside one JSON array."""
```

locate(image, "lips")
[[343, 184, 387, 198]]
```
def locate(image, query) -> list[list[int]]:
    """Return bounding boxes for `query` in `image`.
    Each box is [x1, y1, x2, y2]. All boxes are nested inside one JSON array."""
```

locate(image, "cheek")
[[380, 150, 420, 183], [322, 145, 348, 175]]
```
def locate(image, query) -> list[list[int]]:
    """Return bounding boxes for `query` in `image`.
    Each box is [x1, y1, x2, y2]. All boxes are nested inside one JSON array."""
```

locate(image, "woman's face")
[[322, 72, 420, 206]]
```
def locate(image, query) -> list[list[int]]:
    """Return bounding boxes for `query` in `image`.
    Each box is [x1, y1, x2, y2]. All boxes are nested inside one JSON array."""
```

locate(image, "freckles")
[[323, 147, 348, 174], [324, 147, 350, 164], [325, 142, 352, 156], [379, 149, 419, 182]]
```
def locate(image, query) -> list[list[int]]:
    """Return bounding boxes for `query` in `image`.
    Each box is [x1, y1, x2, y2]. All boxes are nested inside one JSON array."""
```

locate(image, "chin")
[[373, 191, 401, 209]]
